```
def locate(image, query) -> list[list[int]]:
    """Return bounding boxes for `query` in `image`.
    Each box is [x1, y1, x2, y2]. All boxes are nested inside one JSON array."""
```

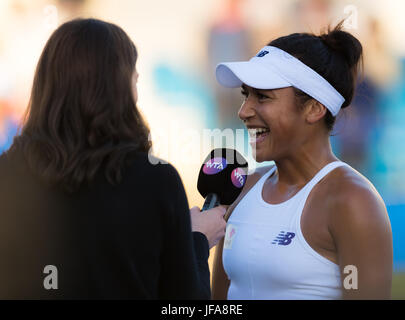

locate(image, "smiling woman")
[[211, 19, 393, 300], [240, 85, 305, 163]]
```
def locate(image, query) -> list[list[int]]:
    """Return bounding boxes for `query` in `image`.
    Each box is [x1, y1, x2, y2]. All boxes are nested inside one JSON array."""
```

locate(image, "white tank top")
[[223, 161, 349, 300]]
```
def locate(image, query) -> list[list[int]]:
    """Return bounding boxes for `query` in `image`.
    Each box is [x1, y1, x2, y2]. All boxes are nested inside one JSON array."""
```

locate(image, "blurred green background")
[[392, 274, 405, 299]]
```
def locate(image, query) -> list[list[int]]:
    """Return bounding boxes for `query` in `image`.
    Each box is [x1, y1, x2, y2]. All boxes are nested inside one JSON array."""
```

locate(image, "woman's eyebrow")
[[240, 85, 276, 98], [256, 88, 276, 98]]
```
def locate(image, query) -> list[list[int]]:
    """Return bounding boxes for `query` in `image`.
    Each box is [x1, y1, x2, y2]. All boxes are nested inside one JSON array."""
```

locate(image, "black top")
[[0, 150, 210, 299]]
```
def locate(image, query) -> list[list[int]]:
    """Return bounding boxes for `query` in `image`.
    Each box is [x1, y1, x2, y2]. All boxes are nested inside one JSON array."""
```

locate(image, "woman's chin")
[[252, 149, 272, 163]]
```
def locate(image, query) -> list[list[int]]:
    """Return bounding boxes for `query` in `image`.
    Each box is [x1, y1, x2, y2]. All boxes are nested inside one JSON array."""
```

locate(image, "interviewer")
[[0, 18, 226, 299]]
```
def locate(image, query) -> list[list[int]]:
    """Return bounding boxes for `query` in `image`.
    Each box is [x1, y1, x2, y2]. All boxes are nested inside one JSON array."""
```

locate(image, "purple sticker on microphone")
[[231, 167, 247, 188], [203, 157, 227, 175]]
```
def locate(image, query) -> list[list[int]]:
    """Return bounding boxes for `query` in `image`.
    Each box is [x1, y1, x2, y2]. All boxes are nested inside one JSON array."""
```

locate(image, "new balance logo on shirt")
[[272, 231, 295, 246]]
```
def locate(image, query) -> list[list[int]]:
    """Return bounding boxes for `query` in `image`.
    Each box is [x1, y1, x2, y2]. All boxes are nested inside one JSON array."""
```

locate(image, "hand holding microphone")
[[190, 205, 227, 248]]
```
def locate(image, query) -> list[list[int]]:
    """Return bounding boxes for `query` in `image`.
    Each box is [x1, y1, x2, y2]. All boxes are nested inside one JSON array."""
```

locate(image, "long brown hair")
[[9, 18, 151, 192]]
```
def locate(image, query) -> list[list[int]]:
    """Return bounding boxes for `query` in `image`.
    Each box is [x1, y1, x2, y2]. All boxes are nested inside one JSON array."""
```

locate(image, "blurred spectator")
[[331, 77, 379, 177], [207, 0, 251, 130], [57, 0, 90, 21], [291, 0, 333, 34]]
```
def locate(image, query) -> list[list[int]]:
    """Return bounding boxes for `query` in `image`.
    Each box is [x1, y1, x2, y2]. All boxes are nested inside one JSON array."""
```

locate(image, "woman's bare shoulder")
[[324, 165, 383, 204], [319, 165, 389, 234]]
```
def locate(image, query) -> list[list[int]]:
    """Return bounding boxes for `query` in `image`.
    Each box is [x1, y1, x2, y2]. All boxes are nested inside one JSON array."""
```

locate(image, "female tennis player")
[[211, 20, 393, 300]]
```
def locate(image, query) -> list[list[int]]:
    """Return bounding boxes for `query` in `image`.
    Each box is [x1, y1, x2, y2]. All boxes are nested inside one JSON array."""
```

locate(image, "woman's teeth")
[[248, 128, 270, 137], [248, 128, 270, 144]]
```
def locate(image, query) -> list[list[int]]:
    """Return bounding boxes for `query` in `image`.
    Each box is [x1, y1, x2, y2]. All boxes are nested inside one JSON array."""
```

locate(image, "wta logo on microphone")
[[202, 157, 227, 175], [231, 168, 246, 188]]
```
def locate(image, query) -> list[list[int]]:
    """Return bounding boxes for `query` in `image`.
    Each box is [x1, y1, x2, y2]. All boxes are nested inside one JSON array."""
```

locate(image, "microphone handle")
[[201, 193, 220, 211]]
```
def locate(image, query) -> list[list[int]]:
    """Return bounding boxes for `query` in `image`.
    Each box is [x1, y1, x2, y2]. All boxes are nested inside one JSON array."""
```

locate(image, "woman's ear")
[[303, 99, 327, 124]]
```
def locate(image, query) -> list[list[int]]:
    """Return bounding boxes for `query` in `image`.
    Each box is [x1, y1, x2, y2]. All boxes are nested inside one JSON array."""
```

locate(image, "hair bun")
[[318, 20, 363, 70]]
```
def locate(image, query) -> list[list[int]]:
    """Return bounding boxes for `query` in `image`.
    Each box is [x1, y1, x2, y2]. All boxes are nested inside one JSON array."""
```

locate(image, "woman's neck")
[[273, 138, 338, 187]]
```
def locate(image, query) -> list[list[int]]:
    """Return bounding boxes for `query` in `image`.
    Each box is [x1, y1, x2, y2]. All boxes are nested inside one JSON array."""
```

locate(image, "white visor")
[[216, 46, 345, 116]]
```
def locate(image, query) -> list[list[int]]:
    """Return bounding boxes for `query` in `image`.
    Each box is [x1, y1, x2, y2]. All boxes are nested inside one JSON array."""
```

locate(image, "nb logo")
[[272, 231, 295, 246], [256, 50, 269, 57]]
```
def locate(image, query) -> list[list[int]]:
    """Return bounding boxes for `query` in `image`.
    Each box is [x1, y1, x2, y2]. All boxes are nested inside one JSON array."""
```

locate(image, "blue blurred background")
[[0, 0, 404, 298]]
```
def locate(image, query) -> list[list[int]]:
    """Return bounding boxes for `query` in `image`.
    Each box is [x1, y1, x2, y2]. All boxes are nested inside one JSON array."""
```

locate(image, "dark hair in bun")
[[269, 18, 364, 131]]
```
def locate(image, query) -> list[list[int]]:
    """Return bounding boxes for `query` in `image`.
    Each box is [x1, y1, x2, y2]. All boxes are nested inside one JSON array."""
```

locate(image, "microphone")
[[197, 148, 248, 211]]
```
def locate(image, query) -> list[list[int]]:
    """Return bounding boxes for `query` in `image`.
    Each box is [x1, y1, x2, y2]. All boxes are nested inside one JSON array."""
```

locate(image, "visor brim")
[[216, 61, 291, 90]]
